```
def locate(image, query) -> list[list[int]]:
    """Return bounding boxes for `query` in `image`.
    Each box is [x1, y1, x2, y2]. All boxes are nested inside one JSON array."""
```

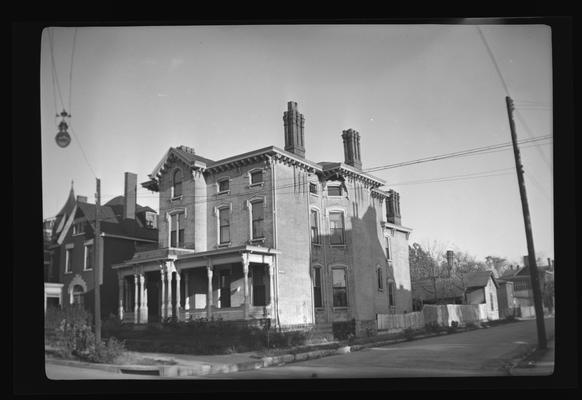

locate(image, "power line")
[[385, 168, 515, 187], [476, 26, 510, 96], [68, 28, 78, 113], [363, 135, 551, 173]]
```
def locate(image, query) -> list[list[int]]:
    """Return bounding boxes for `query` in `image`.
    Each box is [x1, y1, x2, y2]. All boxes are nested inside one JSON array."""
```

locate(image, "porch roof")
[[112, 245, 281, 270]]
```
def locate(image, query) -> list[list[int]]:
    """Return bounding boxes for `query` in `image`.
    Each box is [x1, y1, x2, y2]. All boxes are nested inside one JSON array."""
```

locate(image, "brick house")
[[113, 102, 413, 336], [44, 173, 158, 318], [500, 260, 554, 316]]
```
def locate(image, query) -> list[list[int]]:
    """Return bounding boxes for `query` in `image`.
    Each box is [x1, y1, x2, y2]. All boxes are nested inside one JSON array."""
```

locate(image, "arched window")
[[172, 169, 183, 198], [72, 285, 85, 307]]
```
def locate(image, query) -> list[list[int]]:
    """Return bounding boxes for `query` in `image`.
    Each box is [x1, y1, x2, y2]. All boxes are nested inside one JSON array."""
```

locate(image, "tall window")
[[250, 170, 263, 185], [388, 281, 396, 307], [332, 268, 348, 307], [377, 268, 384, 290], [170, 213, 185, 248], [385, 237, 392, 260], [84, 243, 93, 270], [172, 169, 183, 198], [310, 209, 320, 244], [65, 248, 73, 273], [219, 208, 230, 244], [329, 212, 345, 245], [251, 201, 264, 239], [313, 267, 323, 308]]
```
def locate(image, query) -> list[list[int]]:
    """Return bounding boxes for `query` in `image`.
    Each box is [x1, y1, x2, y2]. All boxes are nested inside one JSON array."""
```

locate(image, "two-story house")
[[44, 172, 158, 318], [113, 102, 413, 336]]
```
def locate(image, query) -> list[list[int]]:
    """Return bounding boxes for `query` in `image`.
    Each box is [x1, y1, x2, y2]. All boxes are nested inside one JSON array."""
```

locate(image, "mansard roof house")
[[114, 102, 413, 336], [44, 173, 158, 317]]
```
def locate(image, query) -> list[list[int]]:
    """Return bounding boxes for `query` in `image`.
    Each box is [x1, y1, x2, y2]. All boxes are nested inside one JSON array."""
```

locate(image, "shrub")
[[54, 305, 95, 357], [447, 320, 459, 334], [424, 321, 441, 334], [332, 319, 356, 341], [85, 337, 126, 364], [403, 327, 415, 341]]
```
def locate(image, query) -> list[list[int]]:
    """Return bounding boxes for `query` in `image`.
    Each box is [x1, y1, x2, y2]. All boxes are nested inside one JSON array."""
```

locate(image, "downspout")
[[307, 170, 315, 327], [269, 156, 281, 330]]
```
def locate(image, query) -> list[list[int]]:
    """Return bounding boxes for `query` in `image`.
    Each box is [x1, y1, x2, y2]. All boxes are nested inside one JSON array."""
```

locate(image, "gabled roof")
[[105, 195, 156, 214], [462, 270, 498, 288], [76, 202, 118, 223], [412, 279, 465, 301], [149, 146, 214, 179]]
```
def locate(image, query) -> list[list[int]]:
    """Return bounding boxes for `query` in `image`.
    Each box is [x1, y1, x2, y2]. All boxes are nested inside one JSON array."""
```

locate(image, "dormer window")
[[172, 169, 183, 198]]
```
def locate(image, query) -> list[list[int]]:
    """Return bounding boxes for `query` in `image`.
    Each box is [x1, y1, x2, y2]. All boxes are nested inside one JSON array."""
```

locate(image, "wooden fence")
[[376, 312, 424, 332]]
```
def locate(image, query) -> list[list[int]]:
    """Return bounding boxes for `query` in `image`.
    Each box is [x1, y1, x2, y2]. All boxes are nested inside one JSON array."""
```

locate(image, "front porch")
[[113, 245, 280, 325]]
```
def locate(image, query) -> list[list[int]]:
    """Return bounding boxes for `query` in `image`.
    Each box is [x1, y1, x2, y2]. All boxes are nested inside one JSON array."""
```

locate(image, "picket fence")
[[377, 304, 490, 332]]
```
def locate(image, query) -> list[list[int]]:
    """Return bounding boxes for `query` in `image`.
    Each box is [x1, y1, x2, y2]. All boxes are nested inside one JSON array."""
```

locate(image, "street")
[[44, 318, 554, 380], [204, 318, 554, 379]]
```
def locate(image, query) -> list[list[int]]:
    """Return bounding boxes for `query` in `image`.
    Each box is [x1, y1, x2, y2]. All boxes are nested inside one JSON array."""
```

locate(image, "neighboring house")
[[44, 172, 158, 318], [411, 270, 500, 321], [113, 101, 413, 336], [411, 278, 465, 308], [462, 270, 499, 321], [496, 279, 517, 319], [500, 262, 554, 316]]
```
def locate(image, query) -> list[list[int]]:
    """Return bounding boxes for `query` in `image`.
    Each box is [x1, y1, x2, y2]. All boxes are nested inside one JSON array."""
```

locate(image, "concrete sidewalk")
[[509, 337, 555, 376], [45, 321, 543, 378]]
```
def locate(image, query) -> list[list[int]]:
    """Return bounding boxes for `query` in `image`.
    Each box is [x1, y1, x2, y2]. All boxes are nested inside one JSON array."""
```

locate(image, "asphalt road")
[[204, 317, 554, 379], [44, 318, 554, 380]]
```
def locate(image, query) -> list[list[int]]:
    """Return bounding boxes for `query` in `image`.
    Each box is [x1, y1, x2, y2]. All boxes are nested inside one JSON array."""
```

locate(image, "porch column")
[[167, 269, 174, 318], [118, 276, 124, 321], [267, 260, 275, 310], [160, 268, 166, 320], [184, 271, 190, 311], [206, 264, 213, 319], [242, 254, 250, 319], [133, 274, 139, 324], [175, 270, 181, 321], [140, 273, 148, 323]]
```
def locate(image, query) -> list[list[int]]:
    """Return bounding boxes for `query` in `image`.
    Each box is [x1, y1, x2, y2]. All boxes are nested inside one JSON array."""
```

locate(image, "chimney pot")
[[341, 129, 362, 169], [283, 101, 306, 158]]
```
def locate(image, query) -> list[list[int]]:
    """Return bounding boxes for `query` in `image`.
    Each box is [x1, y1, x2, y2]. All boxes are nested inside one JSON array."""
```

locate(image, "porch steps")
[[311, 323, 334, 341]]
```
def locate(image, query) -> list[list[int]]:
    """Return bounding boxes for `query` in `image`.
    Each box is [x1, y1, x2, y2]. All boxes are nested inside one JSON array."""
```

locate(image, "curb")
[[44, 324, 507, 377]]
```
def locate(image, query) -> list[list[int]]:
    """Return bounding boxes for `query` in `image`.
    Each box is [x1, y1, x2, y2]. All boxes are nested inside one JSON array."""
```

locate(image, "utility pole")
[[94, 178, 102, 344], [505, 96, 547, 350]]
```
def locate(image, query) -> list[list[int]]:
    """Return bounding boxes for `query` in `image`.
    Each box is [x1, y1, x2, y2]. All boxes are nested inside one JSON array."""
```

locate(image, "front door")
[[219, 270, 231, 308], [252, 265, 266, 306]]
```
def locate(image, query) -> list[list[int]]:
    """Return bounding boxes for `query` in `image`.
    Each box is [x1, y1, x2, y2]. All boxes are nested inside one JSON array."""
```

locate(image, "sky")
[[40, 23, 553, 265]]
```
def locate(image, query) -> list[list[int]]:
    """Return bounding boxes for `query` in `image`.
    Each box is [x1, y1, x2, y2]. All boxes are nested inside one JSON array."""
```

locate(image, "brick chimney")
[[446, 250, 454, 269], [341, 129, 362, 169], [386, 189, 401, 225], [76, 195, 88, 203], [283, 101, 305, 158], [123, 172, 137, 220]]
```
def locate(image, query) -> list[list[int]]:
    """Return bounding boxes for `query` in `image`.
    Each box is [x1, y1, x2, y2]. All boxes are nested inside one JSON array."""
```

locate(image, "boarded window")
[[313, 267, 323, 308], [329, 212, 345, 245], [252, 201, 264, 238], [332, 269, 348, 307], [328, 185, 342, 197], [251, 170, 263, 185]]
